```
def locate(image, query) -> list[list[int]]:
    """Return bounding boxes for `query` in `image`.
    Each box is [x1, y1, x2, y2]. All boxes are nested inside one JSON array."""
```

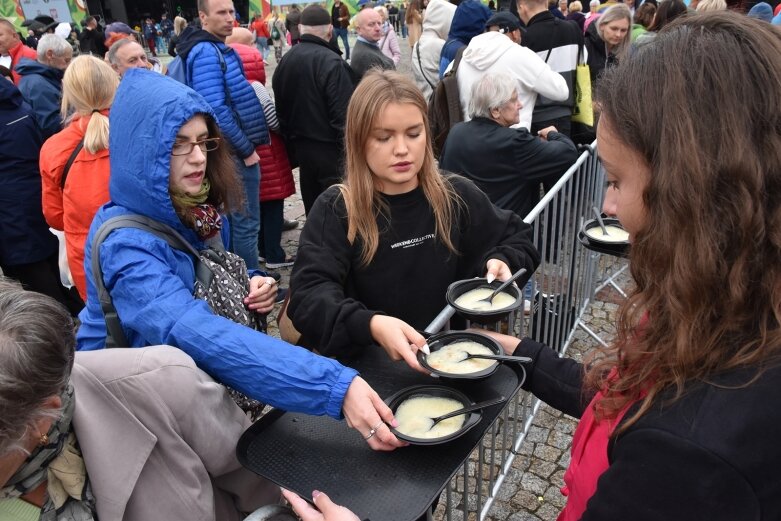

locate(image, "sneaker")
[[282, 219, 300, 231], [258, 256, 266, 263], [275, 287, 288, 304], [266, 256, 296, 269]]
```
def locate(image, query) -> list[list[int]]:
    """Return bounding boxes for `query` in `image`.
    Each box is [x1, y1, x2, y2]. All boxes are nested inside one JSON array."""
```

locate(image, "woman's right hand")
[[369, 315, 429, 374], [341, 376, 407, 451]]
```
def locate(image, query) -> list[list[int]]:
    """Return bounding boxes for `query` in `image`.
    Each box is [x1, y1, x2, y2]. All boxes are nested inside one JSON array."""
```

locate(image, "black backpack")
[[428, 47, 466, 157]]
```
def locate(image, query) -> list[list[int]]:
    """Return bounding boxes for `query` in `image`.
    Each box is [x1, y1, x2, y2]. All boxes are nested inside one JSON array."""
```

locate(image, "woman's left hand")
[[485, 258, 512, 284], [245, 276, 277, 313], [282, 489, 360, 521]]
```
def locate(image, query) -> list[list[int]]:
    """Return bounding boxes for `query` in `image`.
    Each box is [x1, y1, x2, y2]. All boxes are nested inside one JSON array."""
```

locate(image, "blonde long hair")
[[60, 55, 118, 154], [174, 16, 188, 36], [341, 70, 460, 266]]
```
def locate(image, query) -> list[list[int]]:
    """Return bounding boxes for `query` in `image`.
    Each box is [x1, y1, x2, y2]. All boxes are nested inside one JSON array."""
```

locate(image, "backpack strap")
[[445, 46, 466, 129], [91, 214, 203, 348], [60, 139, 85, 190]]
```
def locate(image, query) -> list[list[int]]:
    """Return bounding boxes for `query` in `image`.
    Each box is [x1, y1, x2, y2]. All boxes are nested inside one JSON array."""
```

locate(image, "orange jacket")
[[9, 41, 37, 85], [40, 112, 111, 300]]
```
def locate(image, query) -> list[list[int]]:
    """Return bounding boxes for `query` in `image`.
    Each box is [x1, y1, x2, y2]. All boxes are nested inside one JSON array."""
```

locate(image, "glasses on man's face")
[[171, 137, 221, 156]]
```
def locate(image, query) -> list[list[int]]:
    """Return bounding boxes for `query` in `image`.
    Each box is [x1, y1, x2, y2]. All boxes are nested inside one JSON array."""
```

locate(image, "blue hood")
[[447, 0, 491, 44], [109, 68, 217, 238], [14, 58, 64, 83]]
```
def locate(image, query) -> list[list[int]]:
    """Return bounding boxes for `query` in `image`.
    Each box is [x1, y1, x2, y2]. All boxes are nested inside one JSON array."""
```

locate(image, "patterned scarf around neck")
[[170, 178, 223, 240], [0, 384, 97, 521]]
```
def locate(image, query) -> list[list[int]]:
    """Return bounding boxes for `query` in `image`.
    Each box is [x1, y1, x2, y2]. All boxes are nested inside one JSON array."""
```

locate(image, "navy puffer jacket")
[[0, 78, 58, 266]]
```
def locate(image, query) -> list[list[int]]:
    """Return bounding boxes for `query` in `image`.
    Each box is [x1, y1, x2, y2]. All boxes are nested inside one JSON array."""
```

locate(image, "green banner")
[[326, 0, 358, 16], [67, 0, 87, 27], [0, 0, 26, 32], [249, 0, 262, 19]]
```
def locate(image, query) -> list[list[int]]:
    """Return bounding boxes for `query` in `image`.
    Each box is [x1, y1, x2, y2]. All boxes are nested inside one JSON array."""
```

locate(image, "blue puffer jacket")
[[15, 58, 64, 139], [76, 69, 356, 418], [0, 77, 58, 266], [438, 0, 491, 78], [177, 27, 269, 159]]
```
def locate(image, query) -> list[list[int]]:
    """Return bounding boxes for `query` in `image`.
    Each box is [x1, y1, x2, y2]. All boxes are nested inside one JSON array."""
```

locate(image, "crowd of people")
[[1, 0, 781, 520]]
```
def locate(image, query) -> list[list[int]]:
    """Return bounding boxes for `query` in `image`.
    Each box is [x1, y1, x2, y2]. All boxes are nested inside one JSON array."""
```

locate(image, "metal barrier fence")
[[429, 142, 611, 521]]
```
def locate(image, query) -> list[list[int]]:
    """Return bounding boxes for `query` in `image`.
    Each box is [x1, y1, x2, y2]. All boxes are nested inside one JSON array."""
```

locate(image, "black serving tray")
[[237, 345, 523, 521]]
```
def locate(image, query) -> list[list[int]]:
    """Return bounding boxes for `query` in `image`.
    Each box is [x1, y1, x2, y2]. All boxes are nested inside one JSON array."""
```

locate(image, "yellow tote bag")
[[572, 62, 594, 127]]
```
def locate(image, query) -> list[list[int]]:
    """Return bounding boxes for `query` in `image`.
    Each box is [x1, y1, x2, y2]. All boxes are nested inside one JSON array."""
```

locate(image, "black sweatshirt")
[[513, 337, 781, 520], [289, 176, 540, 360]]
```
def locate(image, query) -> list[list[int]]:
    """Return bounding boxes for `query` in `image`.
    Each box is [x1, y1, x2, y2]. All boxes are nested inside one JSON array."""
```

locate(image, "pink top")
[[557, 370, 638, 521]]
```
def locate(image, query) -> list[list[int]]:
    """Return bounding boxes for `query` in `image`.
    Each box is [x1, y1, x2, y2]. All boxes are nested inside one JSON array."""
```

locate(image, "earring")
[[38, 432, 49, 446]]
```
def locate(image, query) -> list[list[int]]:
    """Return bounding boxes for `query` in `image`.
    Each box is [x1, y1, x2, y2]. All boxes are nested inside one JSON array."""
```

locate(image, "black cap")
[[485, 11, 522, 33], [300, 5, 332, 25]]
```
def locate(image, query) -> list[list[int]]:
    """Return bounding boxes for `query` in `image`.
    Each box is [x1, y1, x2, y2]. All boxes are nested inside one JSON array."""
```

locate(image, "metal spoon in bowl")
[[592, 206, 610, 236], [477, 268, 527, 305], [456, 352, 532, 364], [425, 396, 506, 431]]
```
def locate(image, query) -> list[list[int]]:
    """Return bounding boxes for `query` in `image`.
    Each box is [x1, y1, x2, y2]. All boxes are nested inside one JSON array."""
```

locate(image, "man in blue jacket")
[[15, 34, 72, 140], [176, 0, 269, 271]]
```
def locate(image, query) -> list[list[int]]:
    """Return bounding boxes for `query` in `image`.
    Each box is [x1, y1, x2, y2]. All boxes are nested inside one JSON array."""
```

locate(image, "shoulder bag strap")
[[544, 21, 559, 64], [91, 215, 202, 348], [416, 42, 436, 91], [60, 139, 85, 189]]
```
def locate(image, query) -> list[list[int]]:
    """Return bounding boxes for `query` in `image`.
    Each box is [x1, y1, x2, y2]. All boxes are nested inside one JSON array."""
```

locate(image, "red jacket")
[[40, 112, 111, 300], [229, 42, 266, 86], [9, 41, 37, 85], [230, 43, 295, 202], [251, 19, 271, 39]]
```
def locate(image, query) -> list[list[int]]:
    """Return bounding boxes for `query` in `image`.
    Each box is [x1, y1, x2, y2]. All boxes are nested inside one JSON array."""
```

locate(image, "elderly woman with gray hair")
[[440, 72, 577, 218], [0, 278, 280, 520]]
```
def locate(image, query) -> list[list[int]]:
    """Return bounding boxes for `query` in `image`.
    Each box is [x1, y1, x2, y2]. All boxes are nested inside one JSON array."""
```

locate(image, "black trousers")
[[2, 251, 84, 316], [294, 139, 344, 215]]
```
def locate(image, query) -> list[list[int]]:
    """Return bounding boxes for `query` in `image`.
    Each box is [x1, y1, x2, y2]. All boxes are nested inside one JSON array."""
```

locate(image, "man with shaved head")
[[0, 19, 37, 84], [174, 0, 269, 270], [350, 8, 395, 81]]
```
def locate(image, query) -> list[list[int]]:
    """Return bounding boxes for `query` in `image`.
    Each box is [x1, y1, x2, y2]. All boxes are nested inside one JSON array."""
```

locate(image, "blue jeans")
[[334, 27, 350, 59], [229, 161, 261, 270], [255, 37, 270, 60]]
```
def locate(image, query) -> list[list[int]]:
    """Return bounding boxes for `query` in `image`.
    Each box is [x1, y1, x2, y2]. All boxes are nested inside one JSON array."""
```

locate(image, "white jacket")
[[458, 31, 569, 130], [411, 0, 456, 100]]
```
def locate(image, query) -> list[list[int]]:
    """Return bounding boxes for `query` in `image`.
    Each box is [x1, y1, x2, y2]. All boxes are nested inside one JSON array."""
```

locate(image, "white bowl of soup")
[[418, 331, 503, 379], [582, 217, 630, 245], [386, 385, 482, 445], [446, 278, 524, 325]]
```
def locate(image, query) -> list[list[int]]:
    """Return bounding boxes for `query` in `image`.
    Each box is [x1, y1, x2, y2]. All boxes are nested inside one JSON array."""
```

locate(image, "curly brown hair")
[[590, 12, 781, 431]]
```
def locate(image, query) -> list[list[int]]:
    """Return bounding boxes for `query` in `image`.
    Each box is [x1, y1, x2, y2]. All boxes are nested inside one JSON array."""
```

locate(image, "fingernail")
[[391, 418, 399, 427], [487, 274, 495, 283], [312, 490, 322, 500], [421, 343, 431, 355]]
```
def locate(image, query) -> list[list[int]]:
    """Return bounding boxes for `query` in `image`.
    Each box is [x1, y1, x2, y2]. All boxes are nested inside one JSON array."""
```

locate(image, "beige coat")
[[72, 346, 280, 521]]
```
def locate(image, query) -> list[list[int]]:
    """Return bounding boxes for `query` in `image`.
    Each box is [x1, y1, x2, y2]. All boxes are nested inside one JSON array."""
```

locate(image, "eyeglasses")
[[171, 137, 221, 156]]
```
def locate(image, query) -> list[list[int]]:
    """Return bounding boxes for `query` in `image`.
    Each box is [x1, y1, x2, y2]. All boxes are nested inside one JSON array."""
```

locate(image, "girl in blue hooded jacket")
[[76, 69, 404, 451]]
